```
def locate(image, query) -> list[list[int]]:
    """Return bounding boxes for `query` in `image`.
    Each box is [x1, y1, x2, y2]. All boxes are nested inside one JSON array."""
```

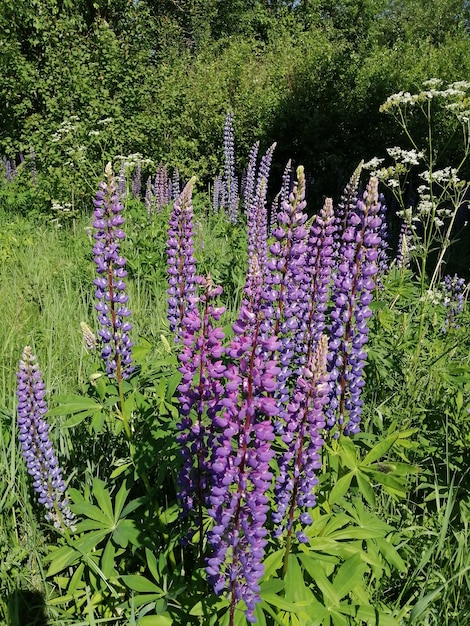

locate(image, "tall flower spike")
[[166, 178, 198, 337], [243, 141, 260, 213], [16, 347, 75, 530], [273, 335, 329, 544], [92, 162, 134, 380], [326, 176, 383, 436], [223, 111, 238, 222], [207, 307, 280, 623]]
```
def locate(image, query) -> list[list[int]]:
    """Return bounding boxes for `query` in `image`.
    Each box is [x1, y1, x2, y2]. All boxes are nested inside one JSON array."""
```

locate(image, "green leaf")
[[46, 396, 102, 416], [339, 437, 358, 470], [69, 501, 112, 527], [284, 555, 312, 603], [46, 545, 80, 576], [114, 480, 130, 520], [298, 556, 341, 607], [362, 434, 399, 465], [92, 477, 114, 521], [137, 616, 172, 626], [113, 518, 141, 548], [375, 537, 407, 573], [329, 472, 353, 505], [262, 593, 303, 613], [121, 574, 164, 594], [331, 555, 368, 599], [356, 472, 375, 507], [100, 540, 116, 579]]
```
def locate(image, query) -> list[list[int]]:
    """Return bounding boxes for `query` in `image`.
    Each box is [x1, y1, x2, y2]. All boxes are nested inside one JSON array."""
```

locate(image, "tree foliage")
[[1, 0, 469, 209]]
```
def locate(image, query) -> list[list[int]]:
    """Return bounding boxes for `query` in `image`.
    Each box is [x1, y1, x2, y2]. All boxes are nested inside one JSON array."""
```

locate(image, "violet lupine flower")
[[223, 112, 238, 222], [298, 197, 336, 353], [396, 220, 412, 269], [92, 162, 134, 380], [261, 167, 310, 424], [326, 176, 383, 436], [166, 178, 198, 336], [212, 175, 223, 213], [131, 159, 141, 199], [332, 162, 363, 268], [273, 335, 329, 542], [145, 175, 154, 217], [441, 274, 466, 331], [154, 163, 170, 212], [242, 141, 260, 213], [270, 159, 292, 235], [16, 347, 75, 530], [207, 306, 280, 623], [172, 168, 180, 200], [176, 276, 226, 517], [118, 161, 126, 199]]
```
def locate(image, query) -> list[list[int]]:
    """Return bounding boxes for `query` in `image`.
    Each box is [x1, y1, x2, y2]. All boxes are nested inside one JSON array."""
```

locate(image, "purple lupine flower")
[[207, 305, 280, 623], [332, 162, 363, 268], [172, 168, 180, 200], [118, 161, 126, 199], [223, 112, 238, 222], [298, 197, 336, 352], [326, 176, 383, 436], [145, 175, 154, 217], [166, 178, 198, 336], [242, 141, 260, 213], [16, 347, 75, 530], [176, 276, 226, 522], [261, 167, 310, 426], [396, 220, 412, 269], [212, 175, 223, 213], [441, 274, 466, 331], [270, 159, 292, 235], [92, 162, 134, 380], [273, 335, 329, 542], [154, 163, 171, 212], [131, 159, 141, 199]]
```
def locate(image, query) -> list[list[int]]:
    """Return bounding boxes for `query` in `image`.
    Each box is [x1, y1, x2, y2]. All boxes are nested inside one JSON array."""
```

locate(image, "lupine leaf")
[[331, 555, 368, 599], [362, 434, 399, 465], [121, 574, 164, 594], [329, 472, 353, 505], [92, 478, 114, 521], [46, 395, 103, 416], [46, 545, 80, 576]]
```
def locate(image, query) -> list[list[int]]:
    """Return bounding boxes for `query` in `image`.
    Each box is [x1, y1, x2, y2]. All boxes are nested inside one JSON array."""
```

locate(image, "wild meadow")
[[0, 77, 470, 626]]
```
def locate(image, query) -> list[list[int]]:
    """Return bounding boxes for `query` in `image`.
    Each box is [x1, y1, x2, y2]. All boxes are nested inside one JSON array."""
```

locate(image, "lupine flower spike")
[[92, 162, 134, 381], [167, 178, 198, 337], [16, 347, 75, 530], [326, 176, 383, 436]]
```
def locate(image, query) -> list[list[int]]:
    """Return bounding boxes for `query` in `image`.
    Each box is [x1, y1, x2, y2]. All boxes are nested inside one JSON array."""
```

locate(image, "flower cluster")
[[92, 162, 134, 380], [166, 178, 198, 336], [441, 274, 466, 331], [223, 112, 238, 222], [207, 307, 280, 623], [326, 177, 383, 436], [16, 347, 75, 530], [273, 335, 329, 542], [176, 276, 226, 515]]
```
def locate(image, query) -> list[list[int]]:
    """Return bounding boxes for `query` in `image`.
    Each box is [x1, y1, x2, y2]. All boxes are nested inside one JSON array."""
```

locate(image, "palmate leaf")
[[46, 394, 103, 416]]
